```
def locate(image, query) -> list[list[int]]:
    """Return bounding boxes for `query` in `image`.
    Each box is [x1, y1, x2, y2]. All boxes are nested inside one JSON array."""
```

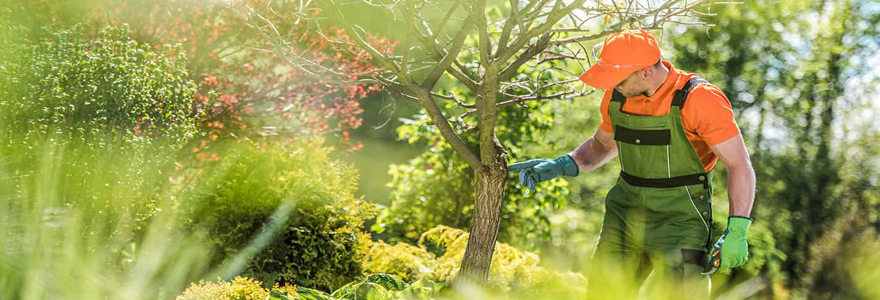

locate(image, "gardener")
[[510, 29, 755, 299]]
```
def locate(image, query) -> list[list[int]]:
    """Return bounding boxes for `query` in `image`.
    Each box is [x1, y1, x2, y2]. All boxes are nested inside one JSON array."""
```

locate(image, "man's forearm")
[[568, 137, 617, 173], [726, 163, 756, 217]]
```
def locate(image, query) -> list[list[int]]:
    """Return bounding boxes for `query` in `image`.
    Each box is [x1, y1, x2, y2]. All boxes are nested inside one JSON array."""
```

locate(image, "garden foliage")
[[0, 21, 211, 299], [182, 139, 376, 292], [362, 225, 587, 298], [0, 22, 199, 234], [177, 274, 443, 300]]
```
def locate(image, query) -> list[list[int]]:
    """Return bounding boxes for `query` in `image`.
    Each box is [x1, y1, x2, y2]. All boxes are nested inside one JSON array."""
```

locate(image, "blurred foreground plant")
[[181, 139, 376, 292], [0, 20, 211, 299]]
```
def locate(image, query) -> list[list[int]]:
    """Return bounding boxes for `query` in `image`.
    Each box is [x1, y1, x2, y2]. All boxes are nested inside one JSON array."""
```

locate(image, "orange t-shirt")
[[598, 61, 739, 172]]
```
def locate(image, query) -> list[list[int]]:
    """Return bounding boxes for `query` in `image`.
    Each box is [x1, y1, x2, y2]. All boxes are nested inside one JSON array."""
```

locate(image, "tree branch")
[[498, 32, 551, 80], [494, 0, 519, 58], [548, 27, 619, 46], [327, 0, 403, 76], [432, 92, 477, 108], [496, 0, 589, 63], [399, 3, 414, 85], [412, 14, 479, 92], [415, 90, 484, 170], [422, 15, 475, 91], [476, 0, 492, 69], [650, 0, 711, 28]]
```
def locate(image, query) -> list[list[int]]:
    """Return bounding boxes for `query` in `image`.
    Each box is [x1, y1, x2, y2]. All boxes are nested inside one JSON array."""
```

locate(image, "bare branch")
[[476, 0, 492, 68], [547, 0, 717, 46], [494, 0, 519, 58], [432, 92, 477, 109], [232, 6, 387, 87], [548, 27, 619, 46], [499, 32, 551, 80], [651, 0, 712, 28], [399, 3, 414, 84], [458, 87, 597, 119], [433, 1, 462, 42], [422, 14, 475, 91], [416, 90, 484, 170], [412, 12, 479, 92], [371, 92, 397, 129], [497, 0, 589, 63], [327, 0, 403, 75]]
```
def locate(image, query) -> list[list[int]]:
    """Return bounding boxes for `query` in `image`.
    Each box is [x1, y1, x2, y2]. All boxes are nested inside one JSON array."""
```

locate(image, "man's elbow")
[[725, 158, 755, 174]]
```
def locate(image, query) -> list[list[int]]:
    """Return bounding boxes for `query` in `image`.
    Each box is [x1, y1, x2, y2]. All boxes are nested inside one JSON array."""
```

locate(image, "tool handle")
[[702, 248, 722, 275]]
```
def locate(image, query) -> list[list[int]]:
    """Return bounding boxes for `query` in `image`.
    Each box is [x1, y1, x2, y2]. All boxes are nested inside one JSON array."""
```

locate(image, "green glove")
[[508, 155, 579, 190], [710, 216, 752, 270]]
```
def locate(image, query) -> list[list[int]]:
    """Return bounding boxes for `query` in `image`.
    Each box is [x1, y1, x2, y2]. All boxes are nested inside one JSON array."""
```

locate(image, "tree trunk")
[[457, 161, 508, 285]]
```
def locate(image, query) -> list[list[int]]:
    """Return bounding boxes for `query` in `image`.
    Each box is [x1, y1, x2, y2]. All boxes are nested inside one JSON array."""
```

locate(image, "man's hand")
[[708, 216, 752, 271], [508, 155, 579, 190]]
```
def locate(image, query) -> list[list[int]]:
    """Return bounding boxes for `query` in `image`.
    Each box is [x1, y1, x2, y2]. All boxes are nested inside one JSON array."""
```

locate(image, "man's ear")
[[641, 66, 653, 80]]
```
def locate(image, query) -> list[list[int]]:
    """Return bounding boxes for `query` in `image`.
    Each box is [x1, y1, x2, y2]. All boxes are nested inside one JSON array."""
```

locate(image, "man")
[[509, 29, 756, 299]]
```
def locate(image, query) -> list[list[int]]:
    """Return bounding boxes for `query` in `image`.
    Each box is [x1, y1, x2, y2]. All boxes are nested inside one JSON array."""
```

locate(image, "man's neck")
[[643, 64, 670, 97]]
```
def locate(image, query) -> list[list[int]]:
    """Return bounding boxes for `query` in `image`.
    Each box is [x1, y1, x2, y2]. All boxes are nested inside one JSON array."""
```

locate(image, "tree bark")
[[457, 150, 508, 285]]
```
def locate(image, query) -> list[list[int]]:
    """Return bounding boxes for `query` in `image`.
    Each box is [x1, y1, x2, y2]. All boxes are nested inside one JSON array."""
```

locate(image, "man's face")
[[614, 68, 651, 98]]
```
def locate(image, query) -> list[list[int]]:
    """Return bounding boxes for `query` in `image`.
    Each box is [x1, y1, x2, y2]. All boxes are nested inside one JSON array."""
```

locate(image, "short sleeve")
[[599, 90, 614, 133], [681, 84, 740, 146]]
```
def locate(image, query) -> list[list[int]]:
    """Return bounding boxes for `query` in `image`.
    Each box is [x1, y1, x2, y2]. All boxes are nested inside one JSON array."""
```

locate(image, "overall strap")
[[610, 89, 627, 112], [611, 89, 626, 103], [671, 76, 708, 107]]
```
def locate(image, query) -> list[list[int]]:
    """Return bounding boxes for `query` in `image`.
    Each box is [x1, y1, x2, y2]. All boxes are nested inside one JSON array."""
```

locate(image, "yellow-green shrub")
[[359, 233, 436, 281], [176, 277, 275, 300], [361, 225, 587, 297]]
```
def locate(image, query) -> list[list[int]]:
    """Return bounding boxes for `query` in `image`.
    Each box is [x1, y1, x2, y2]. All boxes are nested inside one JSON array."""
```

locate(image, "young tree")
[[241, 0, 726, 284]]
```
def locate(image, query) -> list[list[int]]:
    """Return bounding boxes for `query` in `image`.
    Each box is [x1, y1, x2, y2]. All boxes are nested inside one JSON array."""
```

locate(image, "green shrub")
[[0, 22, 200, 223], [178, 275, 444, 300], [0, 23, 198, 151], [176, 276, 279, 300], [0, 22, 209, 299], [326, 274, 443, 300], [183, 139, 376, 292], [359, 233, 436, 281], [361, 226, 587, 298]]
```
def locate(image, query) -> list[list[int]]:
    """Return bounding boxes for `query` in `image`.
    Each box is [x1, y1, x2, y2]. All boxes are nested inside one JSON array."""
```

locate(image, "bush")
[[183, 139, 376, 292], [0, 22, 199, 217], [0, 21, 200, 259], [361, 226, 587, 298], [177, 274, 444, 300], [176, 276, 291, 300], [0, 21, 210, 299], [0, 23, 198, 152]]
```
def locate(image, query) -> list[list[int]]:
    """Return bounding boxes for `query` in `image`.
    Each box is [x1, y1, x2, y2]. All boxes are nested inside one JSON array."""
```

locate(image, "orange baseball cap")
[[579, 29, 662, 90]]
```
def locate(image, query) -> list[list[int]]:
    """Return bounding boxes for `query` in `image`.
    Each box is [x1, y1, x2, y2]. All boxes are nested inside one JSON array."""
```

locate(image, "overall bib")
[[586, 77, 713, 300]]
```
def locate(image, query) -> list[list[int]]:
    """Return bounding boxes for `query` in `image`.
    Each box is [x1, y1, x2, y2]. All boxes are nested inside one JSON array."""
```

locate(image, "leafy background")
[[1, 0, 879, 299]]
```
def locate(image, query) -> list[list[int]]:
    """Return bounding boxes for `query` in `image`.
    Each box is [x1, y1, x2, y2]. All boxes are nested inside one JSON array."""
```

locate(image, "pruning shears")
[[701, 247, 722, 275]]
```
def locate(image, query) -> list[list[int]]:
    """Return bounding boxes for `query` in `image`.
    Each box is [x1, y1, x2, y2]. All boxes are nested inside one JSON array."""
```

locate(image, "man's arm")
[[568, 127, 618, 173], [709, 134, 755, 217]]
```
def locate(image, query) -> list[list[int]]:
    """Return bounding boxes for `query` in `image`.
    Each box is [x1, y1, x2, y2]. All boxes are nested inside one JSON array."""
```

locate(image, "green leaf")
[[366, 274, 407, 291], [270, 288, 297, 300], [351, 282, 389, 300], [296, 286, 337, 300], [330, 281, 357, 299]]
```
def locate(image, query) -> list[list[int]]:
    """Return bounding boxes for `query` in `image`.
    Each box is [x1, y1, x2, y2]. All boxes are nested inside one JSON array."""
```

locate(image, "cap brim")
[[579, 65, 638, 90]]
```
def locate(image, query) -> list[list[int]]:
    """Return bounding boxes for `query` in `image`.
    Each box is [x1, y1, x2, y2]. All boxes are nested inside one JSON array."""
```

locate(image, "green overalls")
[[586, 77, 713, 300]]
